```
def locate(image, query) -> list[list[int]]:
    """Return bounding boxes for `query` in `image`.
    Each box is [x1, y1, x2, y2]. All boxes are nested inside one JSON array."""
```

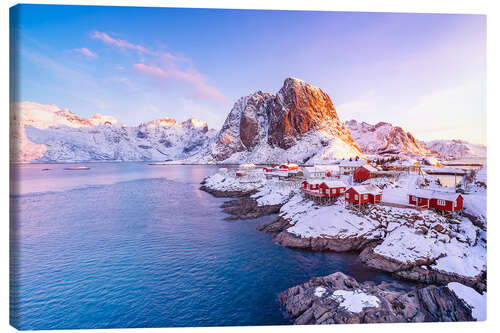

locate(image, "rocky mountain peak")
[[210, 78, 363, 163], [182, 118, 209, 133]]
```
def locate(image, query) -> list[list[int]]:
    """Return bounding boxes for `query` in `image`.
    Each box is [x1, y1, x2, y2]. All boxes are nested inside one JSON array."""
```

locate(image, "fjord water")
[[11, 163, 407, 330]]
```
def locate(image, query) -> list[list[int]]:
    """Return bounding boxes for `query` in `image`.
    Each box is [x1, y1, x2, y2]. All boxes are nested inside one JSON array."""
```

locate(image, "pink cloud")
[[91, 30, 225, 103], [91, 31, 148, 53], [71, 47, 97, 58], [134, 63, 226, 103]]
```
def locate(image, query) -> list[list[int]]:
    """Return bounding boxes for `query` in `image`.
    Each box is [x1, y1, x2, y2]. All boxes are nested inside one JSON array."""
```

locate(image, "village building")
[[345, 185, 382, 206], [235, 163, 264, 182], [339, 160, 367, 175], [408, 189, 463, 213], [353, 165, 380, 182], [278, 163, 299, 171], [386, 159, 421, 173], [303, 165, 340, 178], [264, 167, 302, 180], [301, 179, 347, 204]]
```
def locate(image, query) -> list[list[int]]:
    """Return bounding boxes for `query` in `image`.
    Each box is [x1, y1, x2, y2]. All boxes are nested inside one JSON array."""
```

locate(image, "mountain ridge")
[[196, 77, 364, 164], [10, 80, 486, 163], [10, 101, 214, 163]]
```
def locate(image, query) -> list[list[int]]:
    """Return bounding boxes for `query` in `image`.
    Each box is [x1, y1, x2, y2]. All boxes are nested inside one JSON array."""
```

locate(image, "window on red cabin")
[[363, 194, 368, 200], [437, 199, 445, 206], [346, 193, 350, 199], [354, 194, 359, 200]]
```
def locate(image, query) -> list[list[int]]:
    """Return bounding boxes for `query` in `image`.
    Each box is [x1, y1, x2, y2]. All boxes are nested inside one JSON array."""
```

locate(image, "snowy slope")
[[345, 120, 432, 156], [187, 78, 364, 164], [10, 101, 215, 163]]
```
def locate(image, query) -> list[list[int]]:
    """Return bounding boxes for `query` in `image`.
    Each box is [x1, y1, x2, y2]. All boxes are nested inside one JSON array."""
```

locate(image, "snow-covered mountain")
[[10, 102, 215, 163], [188, 77, 364, 164], [345, 119, 486, 160], [11, 83, 486, 164], [426, 139, 486, 160], [345, 120, 432, 156]]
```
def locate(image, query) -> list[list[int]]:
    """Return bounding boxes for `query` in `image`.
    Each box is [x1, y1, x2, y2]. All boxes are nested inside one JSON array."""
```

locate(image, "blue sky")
[[10, 4, 486, 144]]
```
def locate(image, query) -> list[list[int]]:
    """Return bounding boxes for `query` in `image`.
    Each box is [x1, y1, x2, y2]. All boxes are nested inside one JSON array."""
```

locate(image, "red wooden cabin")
[[408, 189, 463, 212], [353, 165, 379, 182], [302, 179, 322, 191], [345, 185, 382, 204], [318, 181, 347, 197]]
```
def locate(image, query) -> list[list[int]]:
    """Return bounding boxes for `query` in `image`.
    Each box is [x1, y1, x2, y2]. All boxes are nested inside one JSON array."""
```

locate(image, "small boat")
[[64, 166, 90, 171], [41, 168, 51, 171]]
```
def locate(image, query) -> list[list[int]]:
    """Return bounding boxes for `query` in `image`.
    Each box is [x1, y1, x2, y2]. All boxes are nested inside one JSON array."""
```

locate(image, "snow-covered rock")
[[10, 101, 215, 162], [447, 282, 486, 321]]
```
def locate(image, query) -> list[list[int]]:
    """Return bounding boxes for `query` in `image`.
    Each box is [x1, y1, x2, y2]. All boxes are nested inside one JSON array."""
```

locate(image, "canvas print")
[[9, 4, 486, 330]]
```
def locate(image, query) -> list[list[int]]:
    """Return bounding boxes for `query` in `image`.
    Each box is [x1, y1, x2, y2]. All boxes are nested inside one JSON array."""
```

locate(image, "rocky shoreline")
[[200, 179, 486, 323], [220, 197, 282, 220], [359, 245, 487, 293], [199, 183, 283, 220], [199, 184, 257, 198], [278, 272, 475, 324]]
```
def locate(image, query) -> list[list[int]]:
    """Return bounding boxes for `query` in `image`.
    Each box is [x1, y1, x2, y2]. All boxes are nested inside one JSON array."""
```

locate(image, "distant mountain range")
[[10, 79, 486, 163], [10, 101, 215, 163], [345, 120, 433, 156], [344, 120, 486, 160]]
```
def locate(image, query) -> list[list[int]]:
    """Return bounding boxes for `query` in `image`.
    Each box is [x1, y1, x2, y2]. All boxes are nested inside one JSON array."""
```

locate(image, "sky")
[[10, 5, 486, 144]]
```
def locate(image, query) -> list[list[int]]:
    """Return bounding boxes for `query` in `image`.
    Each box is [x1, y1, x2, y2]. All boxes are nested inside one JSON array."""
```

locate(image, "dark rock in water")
[[199, 185, 257, 198], [278, 272, 474, 325], [359, 245, 487, 293], [257, 216, 292, 233], [273, 230, 379, 252], [221, 197, 282, 220]]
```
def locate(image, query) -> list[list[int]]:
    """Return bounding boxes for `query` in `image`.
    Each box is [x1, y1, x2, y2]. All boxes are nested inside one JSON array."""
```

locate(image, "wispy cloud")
[[70, 47, 98, 58], [91, 30, 225, 104], [134, 63, 226, 103], [91, 31, 148, 53]]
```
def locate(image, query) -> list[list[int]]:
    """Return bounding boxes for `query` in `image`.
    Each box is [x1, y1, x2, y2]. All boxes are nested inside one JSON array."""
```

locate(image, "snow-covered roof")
[[306, 165, 340, 172], [279, 162, 299, 168], [305, 179, 324, 185], [305, 179, 346, 188], [349, 184, 382, 195], [409, 188, 462, 201], [321, 180, 347, 188], [240, 163, 256, 169], [339, 160, 366, 167], [361, 165, 379, 172], [266, 170, 289, 177]]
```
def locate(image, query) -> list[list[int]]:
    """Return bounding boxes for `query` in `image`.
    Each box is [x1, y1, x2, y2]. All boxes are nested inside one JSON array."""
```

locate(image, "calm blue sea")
[[10, 163, 409, 330]]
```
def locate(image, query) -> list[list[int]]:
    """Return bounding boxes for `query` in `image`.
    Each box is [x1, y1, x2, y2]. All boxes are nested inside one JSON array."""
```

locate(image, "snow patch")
[[330, 289, 380, 313], [447, 282, 486, 321]]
